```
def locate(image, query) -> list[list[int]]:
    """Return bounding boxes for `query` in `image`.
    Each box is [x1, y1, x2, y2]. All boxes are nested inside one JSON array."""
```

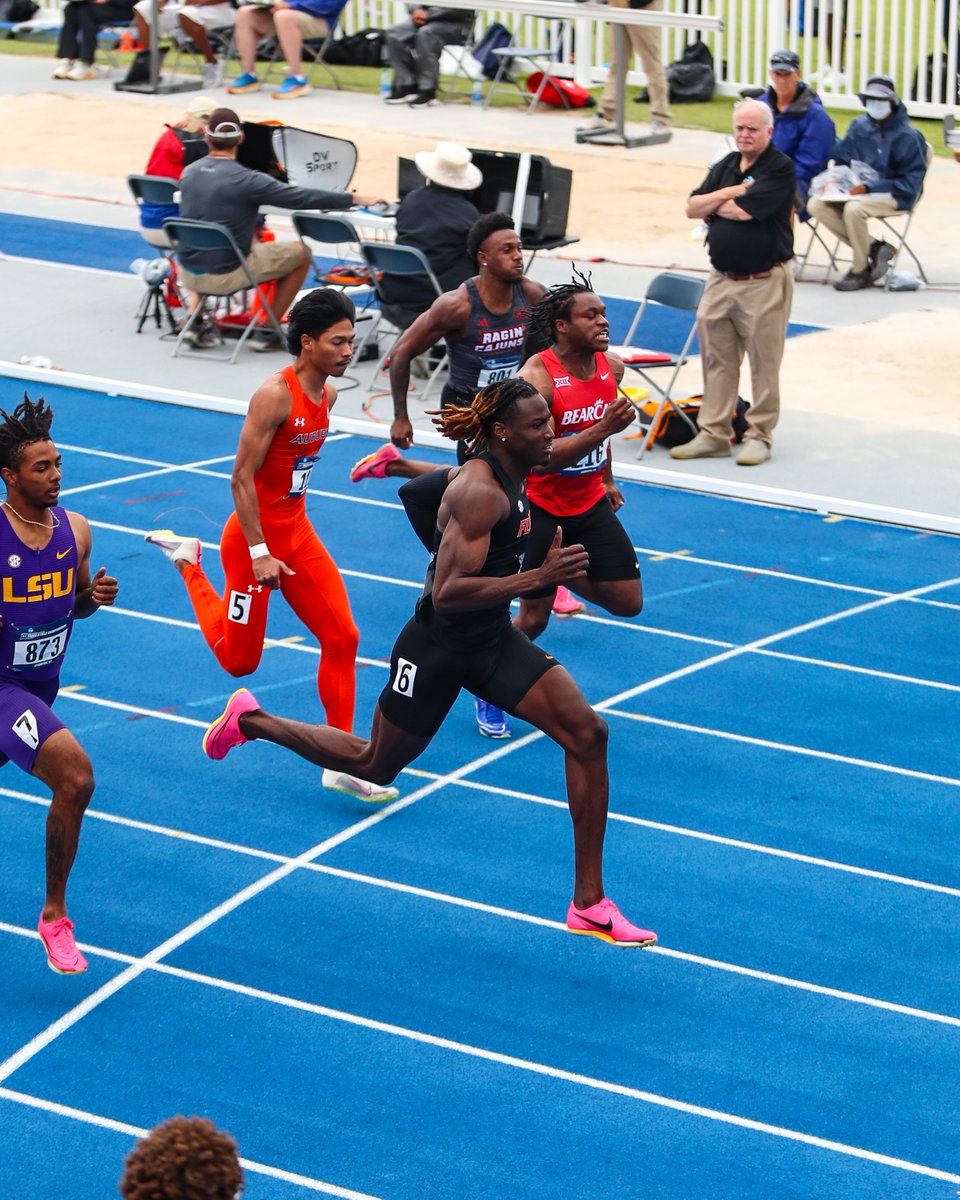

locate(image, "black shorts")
[[522, 498, 639, 598], [377, 613, 560, 738]]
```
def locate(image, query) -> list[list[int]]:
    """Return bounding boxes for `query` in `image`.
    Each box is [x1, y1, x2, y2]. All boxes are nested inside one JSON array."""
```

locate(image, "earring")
[[500, 436, 506, 442]]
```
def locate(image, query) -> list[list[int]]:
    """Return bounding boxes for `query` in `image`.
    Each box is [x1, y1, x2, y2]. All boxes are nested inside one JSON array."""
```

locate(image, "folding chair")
[[292, 211, 376, 379], [127, 175, 184, 334], [162, 218, 286, 363], [166, 23, 235, 83], [792, 217, 847, 282], [358, 242, 446, 399], [607, 271, 705, 460], [128, 173, 178, 249], [271, 127, 357, 192], [876, 140, 934, 290], [437, 12, 481, 100], [258, 1, 346, 88], [483, 27, 570, 114]]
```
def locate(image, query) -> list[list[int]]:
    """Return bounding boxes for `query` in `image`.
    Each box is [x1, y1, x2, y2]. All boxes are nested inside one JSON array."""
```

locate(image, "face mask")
[[865, 99, 892, 120]]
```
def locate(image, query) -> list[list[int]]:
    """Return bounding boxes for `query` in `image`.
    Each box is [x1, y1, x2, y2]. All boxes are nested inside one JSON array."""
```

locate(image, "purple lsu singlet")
[[0, 507, 77, 684]]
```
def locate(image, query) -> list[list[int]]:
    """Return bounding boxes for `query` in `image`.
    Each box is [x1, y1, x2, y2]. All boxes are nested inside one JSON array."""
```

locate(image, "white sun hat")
[[414, 142, 482, 191]]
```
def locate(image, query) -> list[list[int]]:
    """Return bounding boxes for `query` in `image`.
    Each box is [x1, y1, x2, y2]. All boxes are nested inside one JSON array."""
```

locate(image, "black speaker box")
[[397, 150, 572, 248]]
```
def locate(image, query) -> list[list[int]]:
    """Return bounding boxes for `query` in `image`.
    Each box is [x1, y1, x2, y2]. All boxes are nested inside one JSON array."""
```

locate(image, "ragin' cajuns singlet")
[[0, 507, 77, 683], [254, 364, 330, 515], [446, 279, 531, 398], [416, 452, 531, 649], [525, 348, 617, 517]]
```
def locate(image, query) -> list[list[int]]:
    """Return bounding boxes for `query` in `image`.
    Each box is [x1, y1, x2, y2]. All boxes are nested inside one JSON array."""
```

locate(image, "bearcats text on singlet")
[[0, 507, 77, 682], [255, 364, 330, 514], [525, 348, 616, 517]]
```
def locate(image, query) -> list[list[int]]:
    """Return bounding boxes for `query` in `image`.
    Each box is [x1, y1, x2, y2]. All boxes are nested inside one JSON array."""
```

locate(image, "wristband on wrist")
[[249, 542, 270, 560]]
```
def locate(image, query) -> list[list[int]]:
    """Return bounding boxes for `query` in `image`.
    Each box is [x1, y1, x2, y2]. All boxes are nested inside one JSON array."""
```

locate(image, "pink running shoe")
[[566, 898, 657, 947], [350, 443, 402, 483], [38, 913, 88, 974], [552, 586, 585, 617], [203, 688, 259, 760]]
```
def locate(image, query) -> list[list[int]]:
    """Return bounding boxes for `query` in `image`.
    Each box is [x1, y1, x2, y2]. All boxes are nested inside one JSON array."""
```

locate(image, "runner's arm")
[[67, 511, 118, 617], [231, 381, 293, 587], [389, 290, 469, 447]]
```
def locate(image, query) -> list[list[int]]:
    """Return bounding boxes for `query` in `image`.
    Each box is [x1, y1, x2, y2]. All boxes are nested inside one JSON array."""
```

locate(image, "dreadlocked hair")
[[428, 378, 540, 455], [529, 267, 595, 342], [0, 394, 55, 472]]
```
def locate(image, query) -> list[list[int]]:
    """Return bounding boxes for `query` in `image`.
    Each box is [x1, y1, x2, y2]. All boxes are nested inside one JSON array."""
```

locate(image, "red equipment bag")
[[525, 71, 595, 108]]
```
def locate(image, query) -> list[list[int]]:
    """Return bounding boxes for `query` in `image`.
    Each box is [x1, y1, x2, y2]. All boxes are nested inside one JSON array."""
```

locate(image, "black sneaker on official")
[[868, 240, 894, 283], [409, 89, 438, 108], [385, 85, 417, 104]]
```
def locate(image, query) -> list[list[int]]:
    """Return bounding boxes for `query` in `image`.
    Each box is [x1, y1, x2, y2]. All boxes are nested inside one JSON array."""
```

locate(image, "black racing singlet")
[[445, 279, 531, 400], [415, 452, 531, 649]]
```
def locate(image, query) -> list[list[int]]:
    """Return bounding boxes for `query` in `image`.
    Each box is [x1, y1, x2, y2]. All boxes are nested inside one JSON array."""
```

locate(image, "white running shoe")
[[145, 529, 202, 567], [52, 59, 75, 79], [65, 62, 98, 80], [322, 768, 399, 803]]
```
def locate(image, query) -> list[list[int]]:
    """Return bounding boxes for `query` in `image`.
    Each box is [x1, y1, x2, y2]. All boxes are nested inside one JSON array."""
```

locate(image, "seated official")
[[174, 107, 383, 349], [383, 5, 475, 108], [760, 48, 835, 221], [52, 0, 136, 80], [131, 0, 236, 88], [807, 74, 927, 291], [378, 142, 482, 330], [227, 0, 345, 100], [138, 94, 215, 250]]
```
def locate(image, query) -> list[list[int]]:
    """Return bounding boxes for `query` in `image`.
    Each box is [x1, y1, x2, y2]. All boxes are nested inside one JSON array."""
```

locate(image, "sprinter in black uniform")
[[204, 379, 657, 946]]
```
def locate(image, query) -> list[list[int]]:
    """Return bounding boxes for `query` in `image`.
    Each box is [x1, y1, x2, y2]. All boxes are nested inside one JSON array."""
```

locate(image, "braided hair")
[[429, 378, 540, 455], [0, 394, 54, 473], [528, 267, 595, 343]]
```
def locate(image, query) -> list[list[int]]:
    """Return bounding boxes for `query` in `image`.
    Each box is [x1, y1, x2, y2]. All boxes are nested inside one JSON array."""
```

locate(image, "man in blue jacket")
[[761, 49, 834, 221], [807, 74, 928, 291]]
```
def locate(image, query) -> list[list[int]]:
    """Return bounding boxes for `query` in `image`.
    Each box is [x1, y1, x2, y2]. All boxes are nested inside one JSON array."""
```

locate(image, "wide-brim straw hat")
[[414, 142, 482, 191]]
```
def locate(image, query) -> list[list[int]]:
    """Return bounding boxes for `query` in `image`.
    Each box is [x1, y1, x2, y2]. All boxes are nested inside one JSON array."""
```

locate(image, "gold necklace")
[[2, 500, 60, 530]]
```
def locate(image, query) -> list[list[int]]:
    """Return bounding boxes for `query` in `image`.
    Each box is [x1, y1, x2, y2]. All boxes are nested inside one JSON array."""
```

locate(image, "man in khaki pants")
[[672, 99, 795, 467], [585, 0, 670, 136]]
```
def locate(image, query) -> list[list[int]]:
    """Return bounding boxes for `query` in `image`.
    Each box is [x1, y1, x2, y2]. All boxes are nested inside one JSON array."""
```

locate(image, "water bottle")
[[471, 74, 484, 106], [379, 68, 391, 101]]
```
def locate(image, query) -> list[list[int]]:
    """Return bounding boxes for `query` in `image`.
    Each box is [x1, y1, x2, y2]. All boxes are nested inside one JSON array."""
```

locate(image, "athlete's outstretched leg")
[[511, 666, 657, 946], [205, 693, 428, 787], [146, 519, 270, 677]]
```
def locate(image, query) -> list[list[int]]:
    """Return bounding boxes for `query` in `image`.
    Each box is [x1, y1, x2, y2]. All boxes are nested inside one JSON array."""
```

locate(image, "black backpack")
[[323, 27, 385, 67], [666, 41, 716, 103]]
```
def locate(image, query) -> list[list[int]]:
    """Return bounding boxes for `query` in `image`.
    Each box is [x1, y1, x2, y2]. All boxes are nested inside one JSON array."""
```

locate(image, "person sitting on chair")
[[128, 0, 236, 88], [807, 74, 928, 291], [51, 0, 136, 81], [227, 0, 345, 100], [760, 48, 835, 222], [383, 4, 476, 109], [377, 142, 482, 333], [138, 94, 215, 250], [175, 107, 383, 350]]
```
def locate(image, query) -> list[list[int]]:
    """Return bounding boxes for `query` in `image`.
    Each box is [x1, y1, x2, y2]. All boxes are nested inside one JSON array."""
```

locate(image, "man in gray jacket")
[[176, 107, 381, 347], [384, 5, 475, 108]]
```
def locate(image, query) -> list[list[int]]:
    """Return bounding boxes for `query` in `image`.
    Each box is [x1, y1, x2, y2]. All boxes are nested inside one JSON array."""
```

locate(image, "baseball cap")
[[207, 107, 243, 140], [858, 74, 898, 103], [769, 49, 800, 73]]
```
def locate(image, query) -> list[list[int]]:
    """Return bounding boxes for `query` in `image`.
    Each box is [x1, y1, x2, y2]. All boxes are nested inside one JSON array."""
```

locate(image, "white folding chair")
[[607, 271, 705, 460]]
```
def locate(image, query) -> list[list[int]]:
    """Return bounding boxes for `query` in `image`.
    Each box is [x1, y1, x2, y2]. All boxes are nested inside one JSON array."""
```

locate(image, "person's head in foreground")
[[119, 1115, 244, 1200]]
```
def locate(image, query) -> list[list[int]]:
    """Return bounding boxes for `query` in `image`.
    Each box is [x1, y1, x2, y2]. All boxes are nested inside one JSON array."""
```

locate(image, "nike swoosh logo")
[[576, 914, 614, 932], [56, 549, 71, 559], [599, 372, 610, 380]]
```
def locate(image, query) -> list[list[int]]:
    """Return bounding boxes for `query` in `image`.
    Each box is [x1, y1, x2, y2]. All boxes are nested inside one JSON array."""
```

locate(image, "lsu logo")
[[2, 569, 74, 604]]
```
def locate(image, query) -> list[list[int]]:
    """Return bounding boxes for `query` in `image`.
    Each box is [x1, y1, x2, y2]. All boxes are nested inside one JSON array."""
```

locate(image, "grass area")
[[1, 35, 948, 154]]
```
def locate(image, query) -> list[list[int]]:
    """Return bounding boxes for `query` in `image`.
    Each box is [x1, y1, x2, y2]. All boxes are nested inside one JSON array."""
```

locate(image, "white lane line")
[[0, 731, 532, 1087], [591, 572, 960, 717], [0, 1088, 382, 1200], [603, 710, 960, 788], [1, 923, 955, 1183]]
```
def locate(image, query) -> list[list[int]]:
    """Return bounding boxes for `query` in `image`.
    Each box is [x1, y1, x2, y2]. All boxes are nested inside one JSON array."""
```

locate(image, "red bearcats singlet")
[[525, 348, 616, 517], [255, 364, 330, 514]]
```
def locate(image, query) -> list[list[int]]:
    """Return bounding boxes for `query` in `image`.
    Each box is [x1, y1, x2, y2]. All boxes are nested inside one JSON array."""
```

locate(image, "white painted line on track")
[[0, 1087, 383, 1199], [0, 931, 955, 1187]]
